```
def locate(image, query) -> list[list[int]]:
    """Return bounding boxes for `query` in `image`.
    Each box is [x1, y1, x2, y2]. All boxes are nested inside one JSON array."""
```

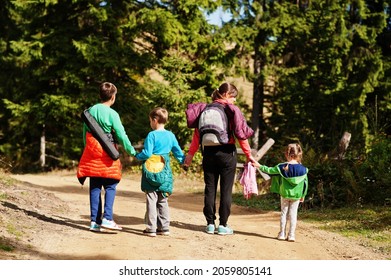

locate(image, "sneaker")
[[287, 235, 295, 242], [157, 229, 170, 236], [143, 229, 157, 237], [101, 218, 122, 230], [277, 232, 286, 240], [205, 224, 215, 234], [217, 225, 233, 235], [89, 221, 102, 232]]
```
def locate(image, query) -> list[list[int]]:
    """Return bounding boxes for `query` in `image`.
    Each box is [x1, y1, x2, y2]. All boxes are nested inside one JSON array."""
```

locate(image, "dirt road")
[[0, 171, 386, 260]]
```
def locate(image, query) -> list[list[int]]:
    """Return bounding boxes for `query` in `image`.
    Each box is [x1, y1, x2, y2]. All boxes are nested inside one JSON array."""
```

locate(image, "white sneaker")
[[288, 235, 295, 242], [277, 232, 286, 240], [101, 218, 122, 230]]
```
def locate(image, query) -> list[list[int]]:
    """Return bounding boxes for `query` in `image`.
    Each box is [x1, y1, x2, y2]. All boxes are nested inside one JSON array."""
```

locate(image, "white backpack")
[[198, 103, 230, 147]]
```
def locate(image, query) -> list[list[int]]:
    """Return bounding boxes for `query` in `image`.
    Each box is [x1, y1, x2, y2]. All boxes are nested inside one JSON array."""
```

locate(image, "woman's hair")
[[149, 107, 168, 124], [211, 82, 238, 101], [283, 143, 303, 170], [99, 82, 117, 102]]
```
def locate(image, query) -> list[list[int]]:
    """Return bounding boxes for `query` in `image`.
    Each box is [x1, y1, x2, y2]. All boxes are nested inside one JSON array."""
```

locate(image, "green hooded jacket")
[[259, 163, 309, 200]]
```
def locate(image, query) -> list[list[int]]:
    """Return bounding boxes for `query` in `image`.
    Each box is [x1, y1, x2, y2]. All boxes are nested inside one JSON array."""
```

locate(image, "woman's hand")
[[183, 154, 194, 170]]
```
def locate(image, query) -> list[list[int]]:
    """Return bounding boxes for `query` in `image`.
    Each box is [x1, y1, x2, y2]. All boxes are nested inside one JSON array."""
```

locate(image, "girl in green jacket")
[[253, 143, 308, 242]]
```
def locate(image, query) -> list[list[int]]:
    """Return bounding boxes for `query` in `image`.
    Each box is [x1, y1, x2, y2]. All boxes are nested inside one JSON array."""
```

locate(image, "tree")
[[0, 0, 231, 171], [218, 0, 389, 152]]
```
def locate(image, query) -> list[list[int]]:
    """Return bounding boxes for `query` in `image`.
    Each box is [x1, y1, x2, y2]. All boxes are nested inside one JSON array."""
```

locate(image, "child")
[[77, 82, 137, 232], [184, 82, 255, 235], [136, 107, 185, 237], [252, 143, 309, 242]]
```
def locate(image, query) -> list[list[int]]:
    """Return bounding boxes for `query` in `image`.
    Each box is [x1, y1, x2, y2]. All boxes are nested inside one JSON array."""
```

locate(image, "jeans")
[[89, 177, 119, 223]]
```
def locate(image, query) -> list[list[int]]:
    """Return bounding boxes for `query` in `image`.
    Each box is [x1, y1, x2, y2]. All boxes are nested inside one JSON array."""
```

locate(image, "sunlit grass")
[[7, 224, 23, 239], [301, 207, 390, 255]]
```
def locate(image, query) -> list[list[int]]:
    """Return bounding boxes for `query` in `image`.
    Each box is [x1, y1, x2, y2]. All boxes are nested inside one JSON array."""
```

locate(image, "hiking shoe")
[[277, 232, 286, 240], [287, 235, 295, 242], [217, 225, 233, 235], [143, 229, 157, 237], [89, 221, 103, 232], [157, 229, 170, 236], [205, 224, 215, 234], [101, 218, 122, 230]]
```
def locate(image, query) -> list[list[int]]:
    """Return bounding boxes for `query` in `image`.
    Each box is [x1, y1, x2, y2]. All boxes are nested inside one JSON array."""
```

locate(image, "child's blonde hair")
[[283, 143, 303, 171]]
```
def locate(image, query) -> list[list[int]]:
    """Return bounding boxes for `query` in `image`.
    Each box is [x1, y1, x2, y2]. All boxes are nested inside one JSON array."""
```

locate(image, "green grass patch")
[[7, 224, 23, 239], [300, 206, 391, 255], [232, 193, 280, 211], [0, 192, 7, 200], [0, 238, 13, 252], [0, 170, 16, 187]]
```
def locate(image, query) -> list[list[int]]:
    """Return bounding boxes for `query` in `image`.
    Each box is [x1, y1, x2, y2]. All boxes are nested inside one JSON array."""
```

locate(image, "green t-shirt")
[[83, 103, 136, 156]]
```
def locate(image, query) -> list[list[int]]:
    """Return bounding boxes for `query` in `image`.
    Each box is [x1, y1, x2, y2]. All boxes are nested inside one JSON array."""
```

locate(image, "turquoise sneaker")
[[217, 225, 233, 235], [89, 221, 103, 232], [205, 224, 215, 234]]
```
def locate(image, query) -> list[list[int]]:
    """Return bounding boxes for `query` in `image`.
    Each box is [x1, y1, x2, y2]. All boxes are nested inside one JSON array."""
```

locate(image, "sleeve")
[[237, 139, 252, 160], [135, 133, 154, 161], [171, 133, 185, 164], [228, 105, 254, 140], [259, 164, 281, 175], [302, 173, 309, 198], [111, 112, 136, 156], [188, 128, 200, 156]]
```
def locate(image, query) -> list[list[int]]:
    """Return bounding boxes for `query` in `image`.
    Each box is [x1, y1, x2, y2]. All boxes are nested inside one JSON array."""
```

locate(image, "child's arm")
[[111, 113, 136, 156], [135, 133, 154, 161], [254, 164, 281, 175], [171, 135, 185, 164]]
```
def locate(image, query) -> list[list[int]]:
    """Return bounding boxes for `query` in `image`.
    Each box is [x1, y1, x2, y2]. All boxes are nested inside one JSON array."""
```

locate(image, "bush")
[[358, 134, 391, 205]]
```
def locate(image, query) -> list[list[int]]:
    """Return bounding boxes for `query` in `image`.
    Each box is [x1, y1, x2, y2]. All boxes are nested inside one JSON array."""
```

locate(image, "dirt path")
[[0, 171, 386, 260]]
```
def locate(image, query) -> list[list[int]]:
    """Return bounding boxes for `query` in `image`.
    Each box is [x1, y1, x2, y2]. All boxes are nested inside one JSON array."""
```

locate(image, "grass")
[[0, 242, 13, 252], [0, 192, 7, 200], [300, 206, 391, 256], [233, 191, 391, 257], [6, 224, 23, 239]]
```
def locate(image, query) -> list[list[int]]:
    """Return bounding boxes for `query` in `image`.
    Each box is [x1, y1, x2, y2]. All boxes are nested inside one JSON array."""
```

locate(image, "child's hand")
[[300, 197, 304, 202], [251, 161, 261, 168]]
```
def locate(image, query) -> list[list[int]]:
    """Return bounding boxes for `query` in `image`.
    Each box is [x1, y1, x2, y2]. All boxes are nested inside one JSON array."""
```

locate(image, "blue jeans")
[[89, 177, 119, 223]]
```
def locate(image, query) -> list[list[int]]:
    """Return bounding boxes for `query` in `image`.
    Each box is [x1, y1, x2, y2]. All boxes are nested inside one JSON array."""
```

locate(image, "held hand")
[[183, 154, 194, 168], [248, 156, 260, 168], [246, 155, 256, 164]]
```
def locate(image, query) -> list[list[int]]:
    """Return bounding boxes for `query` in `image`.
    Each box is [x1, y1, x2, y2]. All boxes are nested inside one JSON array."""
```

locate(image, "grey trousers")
[[145, 191, 170, 231]]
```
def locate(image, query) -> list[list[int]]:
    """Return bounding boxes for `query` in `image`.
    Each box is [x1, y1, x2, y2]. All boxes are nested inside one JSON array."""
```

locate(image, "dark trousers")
[[202, 144, 237, 226]]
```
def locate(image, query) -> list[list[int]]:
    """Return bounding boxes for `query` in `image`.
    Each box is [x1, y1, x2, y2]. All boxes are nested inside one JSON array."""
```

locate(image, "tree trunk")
[[40, 124, 45, 168]]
